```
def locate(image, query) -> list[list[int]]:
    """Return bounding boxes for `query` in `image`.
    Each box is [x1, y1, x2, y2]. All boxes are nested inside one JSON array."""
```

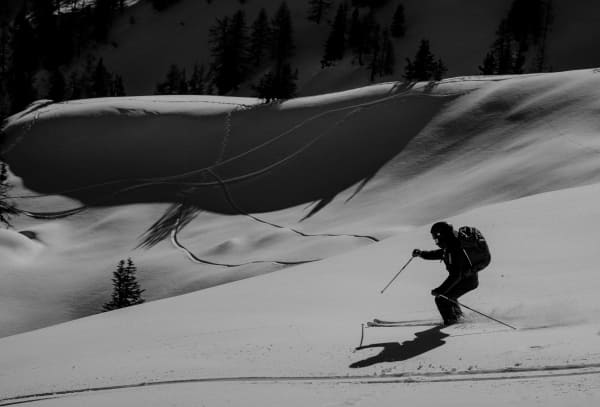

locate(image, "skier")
[[412, 221, 484, 326]]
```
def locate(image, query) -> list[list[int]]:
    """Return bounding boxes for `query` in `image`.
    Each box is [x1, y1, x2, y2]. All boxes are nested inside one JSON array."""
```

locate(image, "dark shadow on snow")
[[350, 326, 448, 368]]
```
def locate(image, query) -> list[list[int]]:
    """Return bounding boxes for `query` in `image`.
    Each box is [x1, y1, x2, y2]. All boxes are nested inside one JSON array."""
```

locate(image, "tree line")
[[0, 1, 129, 119], [479, 0, 554, 74]]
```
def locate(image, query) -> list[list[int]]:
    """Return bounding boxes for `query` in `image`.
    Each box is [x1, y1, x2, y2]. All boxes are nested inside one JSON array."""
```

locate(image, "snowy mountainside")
[[1, 69, 600, 339], [1, 178, 599, 405]]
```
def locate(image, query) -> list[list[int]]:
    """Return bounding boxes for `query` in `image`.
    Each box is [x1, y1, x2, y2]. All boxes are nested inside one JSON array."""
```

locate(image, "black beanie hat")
[[430, 221, 453, 236]]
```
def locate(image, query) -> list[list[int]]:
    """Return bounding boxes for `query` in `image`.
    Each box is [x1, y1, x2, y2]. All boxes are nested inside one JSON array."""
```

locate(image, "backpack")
[[457, 226, 491, 272]]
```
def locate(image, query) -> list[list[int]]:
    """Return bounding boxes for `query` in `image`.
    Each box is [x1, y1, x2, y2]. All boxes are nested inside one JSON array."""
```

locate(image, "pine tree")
[[67, 71, 83, 100], [432, 58, 447, 80], [188, 63, 206, 94], [352, 9, 377, 66], [270, 2, 295, 66], [368, 23, 381, 81], [209, 10, 250, 94], [404, 39, 445, 81], [249, 8, 271, 67], [103, 258, 145, 311], [0, 162, 18, 228], [478, 52, 496, 74], [155, 64, 188, 94], [347, 7, 363, 64], [321, 2, 348, 67], [253, 63, 297, 101], [111, 74, 126, 96], [307, 0, 332, 25], [380, 28, 395, 75], [390, 3, 406, 38], [479, 0, 553, 75], [92, 57, 111, 97]]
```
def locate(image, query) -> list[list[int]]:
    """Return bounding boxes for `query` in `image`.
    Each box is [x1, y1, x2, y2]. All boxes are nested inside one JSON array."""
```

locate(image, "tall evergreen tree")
[[209, 10, 250, 94], [479, 0, 553, 75], [321, 2, 348, 67], [111, 74, 126, 96], [390, 3, 406, 38], [404, 39, 446, 81], [270, 2, 295, 66], [253, 63, 297, 101], [307, 0, 332, 25], [249, 8, 271, 67], [367, 23, 381, 81], [380, 28, 395, 75], [103, 258, 145, 311], [478, 51, 496, 74], [188, 63, 206, 94], [155, 64, 188, 94], [92, 57, 111, 97], [347, 7, 363, 63]]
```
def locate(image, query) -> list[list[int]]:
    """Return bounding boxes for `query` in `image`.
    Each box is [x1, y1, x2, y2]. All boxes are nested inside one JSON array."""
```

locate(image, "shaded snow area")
[[1, 70, 600, 405]]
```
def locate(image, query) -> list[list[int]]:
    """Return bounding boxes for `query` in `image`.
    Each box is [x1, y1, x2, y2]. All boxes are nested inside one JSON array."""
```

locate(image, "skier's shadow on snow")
[[350, 326, 448, 368]]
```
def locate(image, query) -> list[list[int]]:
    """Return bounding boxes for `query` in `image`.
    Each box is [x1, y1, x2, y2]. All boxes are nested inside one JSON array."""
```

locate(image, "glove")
[[412, 249, 422, 258]]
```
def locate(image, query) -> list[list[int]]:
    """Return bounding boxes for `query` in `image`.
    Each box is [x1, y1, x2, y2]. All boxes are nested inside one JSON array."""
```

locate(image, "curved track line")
[[1, 363, 599, 406]]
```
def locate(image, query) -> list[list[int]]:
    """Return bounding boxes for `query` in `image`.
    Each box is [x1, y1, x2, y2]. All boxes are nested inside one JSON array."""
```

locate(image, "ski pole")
[[437, 294, 517, 330], [380, 256, 414, 294]]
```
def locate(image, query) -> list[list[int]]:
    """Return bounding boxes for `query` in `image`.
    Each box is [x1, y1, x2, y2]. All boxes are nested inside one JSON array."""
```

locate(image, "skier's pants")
[[435, 274, 479, 323]]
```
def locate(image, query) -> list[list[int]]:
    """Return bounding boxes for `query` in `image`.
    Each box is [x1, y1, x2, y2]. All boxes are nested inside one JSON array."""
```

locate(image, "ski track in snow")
[[1, 363, 599, 406]]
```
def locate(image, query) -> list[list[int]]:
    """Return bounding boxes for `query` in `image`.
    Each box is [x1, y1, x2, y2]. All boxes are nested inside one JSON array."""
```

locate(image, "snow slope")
[[2, 69, 600, 339], [1, 171, 599, 406]]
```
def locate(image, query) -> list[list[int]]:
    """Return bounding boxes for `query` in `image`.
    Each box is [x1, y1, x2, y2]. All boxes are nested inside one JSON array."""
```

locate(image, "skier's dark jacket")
[[420, 233, 474, 294]]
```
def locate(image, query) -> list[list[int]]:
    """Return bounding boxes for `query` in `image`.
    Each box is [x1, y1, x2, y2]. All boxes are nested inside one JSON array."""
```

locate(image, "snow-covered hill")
[[2, 68, 600, 404], [2, 69, 600, 339], [1, 157, 600, 405]]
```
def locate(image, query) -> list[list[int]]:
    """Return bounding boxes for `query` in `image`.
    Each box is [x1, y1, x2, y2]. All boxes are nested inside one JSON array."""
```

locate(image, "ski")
[[366, 321, 440, 328], [373, 318, 440, 325]]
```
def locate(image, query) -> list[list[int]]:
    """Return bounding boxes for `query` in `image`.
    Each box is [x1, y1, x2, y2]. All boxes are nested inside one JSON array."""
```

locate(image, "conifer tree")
[[209, 10, 250, 94], [307, 0, 332, 25], [390, 3, 406, 38], [188, 63, 206, 94], [0, 162, 18, 228], [155, 64, 188, 94], [347, 7, 363, 64], [111, 74, 126, 96], [479, 0, 553, 75], [103, 258, 145, 311], [253, 63, 297, 101], [478, 52, 496, 75], [92, 57, 111, 97], [249, 8, 271, 67], [254, 2, 297, 101], [404, 39, 446, 81], [321, 3, 348, 67], [270, 2, 295, 65], [368, 23, 381, 81], [380, 28, 395, 75]]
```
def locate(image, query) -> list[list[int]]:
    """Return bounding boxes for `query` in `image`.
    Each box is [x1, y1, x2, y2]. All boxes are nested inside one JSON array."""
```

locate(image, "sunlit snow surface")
[[1, 70, 600, 405]]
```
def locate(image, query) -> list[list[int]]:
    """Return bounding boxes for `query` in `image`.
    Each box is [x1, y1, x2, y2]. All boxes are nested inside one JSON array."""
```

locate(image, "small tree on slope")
[[0, 162, 18, 228], [103, 258, 145, 311]]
